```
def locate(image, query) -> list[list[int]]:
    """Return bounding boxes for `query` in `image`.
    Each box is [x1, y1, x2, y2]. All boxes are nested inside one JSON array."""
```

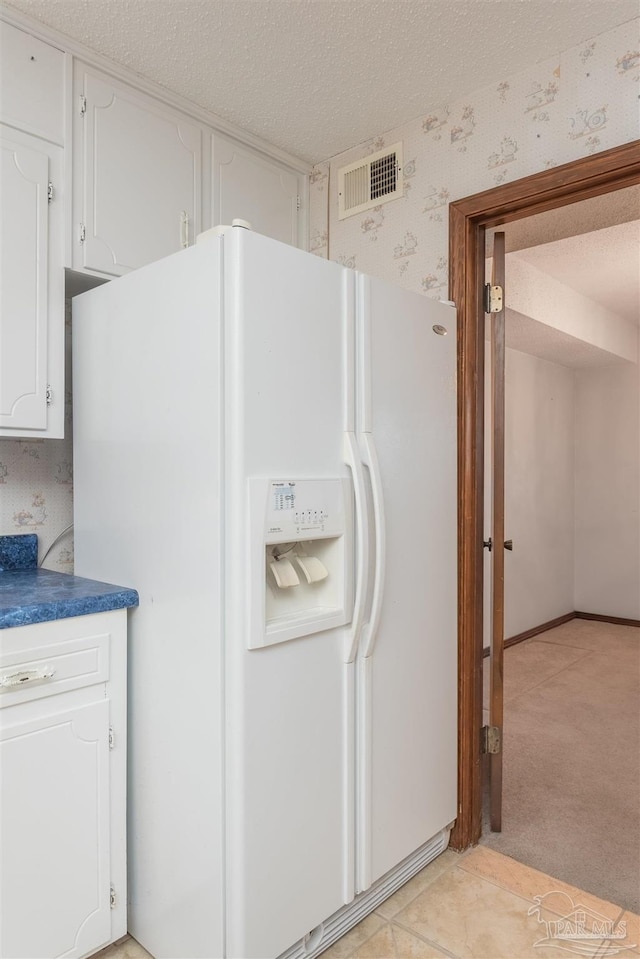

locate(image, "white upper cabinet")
[[0, 128, 65, 438], [0, 20, 66, 438], [211, 131, 305, 247], [0, 20, 65, 144], [74, 65, 202, 276]]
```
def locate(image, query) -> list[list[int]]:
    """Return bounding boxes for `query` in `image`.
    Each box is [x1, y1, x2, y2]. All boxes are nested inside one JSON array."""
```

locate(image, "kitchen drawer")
[[0, 630, 109, 707]]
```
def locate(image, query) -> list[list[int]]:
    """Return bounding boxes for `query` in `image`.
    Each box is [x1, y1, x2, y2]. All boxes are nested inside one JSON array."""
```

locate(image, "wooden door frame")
[[449, 139, 640, 850]]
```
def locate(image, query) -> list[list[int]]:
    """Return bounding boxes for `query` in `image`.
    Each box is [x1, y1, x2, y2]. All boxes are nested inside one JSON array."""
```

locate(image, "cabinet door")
[[75, 66, 201, 275], [1, 130, 49, 432], [0, 700, 111, 959], [0, 20, 65, 144], [211, 131, 303, 247]]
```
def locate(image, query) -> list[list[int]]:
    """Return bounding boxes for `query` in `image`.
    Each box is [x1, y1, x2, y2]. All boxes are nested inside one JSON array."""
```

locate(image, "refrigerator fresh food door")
[[222, 228, 356, 959], [355, 275, 458, 892]]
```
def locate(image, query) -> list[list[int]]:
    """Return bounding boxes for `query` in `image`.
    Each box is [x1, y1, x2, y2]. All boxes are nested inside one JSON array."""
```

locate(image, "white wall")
[[574, 362, 640, 619], [484, 348, 576, 643], [482, 351, 640, 639]]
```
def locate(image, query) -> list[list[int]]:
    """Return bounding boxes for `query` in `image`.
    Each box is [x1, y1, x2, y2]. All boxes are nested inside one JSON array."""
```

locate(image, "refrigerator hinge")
[[482, 724, 502, 754], [80, 94, 87, 117], [484, 283, 503, 314], [110, 883, 116, 908]]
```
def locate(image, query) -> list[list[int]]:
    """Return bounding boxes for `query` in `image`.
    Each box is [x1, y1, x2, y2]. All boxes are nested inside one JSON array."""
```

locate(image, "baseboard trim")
[[482, 612, 575, 658], [574, 610, 640, 628], [483, 609, 640, 656]]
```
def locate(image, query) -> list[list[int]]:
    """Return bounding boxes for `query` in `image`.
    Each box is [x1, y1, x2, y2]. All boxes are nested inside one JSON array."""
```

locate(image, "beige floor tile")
[[459, 847, 624, 922], [91, 937, 154, 959], [616, 911, 640, 954], [375, 849, 460, 919], [348, 922, 452, 958], [319, 913, 386, 959], [393, 864, 608, 959]]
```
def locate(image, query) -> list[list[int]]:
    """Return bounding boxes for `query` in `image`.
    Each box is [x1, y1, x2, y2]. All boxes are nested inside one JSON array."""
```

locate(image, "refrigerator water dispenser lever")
[[269, 557, 300, 588], [295, 554, 329, 584]]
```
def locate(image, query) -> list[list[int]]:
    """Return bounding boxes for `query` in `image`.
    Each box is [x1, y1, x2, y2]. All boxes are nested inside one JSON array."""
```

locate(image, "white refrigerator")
[[72, 224, 457, 959]]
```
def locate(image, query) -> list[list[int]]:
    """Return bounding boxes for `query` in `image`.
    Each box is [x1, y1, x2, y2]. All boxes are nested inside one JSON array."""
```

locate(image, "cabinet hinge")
[[481, 724, 502, 754], [80, 94, 87, 117], [46, 384, 53, 406], [108, 726, 115, 749], [296, 195, 302, 212], [48, 181, 54, 203], [110, 884, 116, 909], [79, 224, 86, 243], [484, 283, 504, 314]]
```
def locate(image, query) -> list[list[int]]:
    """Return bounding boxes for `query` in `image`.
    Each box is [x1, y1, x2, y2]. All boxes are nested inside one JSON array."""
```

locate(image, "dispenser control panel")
[[266, 479, 345, 540]]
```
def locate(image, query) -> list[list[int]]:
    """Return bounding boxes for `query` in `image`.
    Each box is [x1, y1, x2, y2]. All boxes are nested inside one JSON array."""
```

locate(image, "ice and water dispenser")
[[248, 478, 352, 649]]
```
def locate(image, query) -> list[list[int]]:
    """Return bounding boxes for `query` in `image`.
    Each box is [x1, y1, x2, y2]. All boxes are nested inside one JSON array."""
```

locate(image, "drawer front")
[[0, 632, 109, 707]]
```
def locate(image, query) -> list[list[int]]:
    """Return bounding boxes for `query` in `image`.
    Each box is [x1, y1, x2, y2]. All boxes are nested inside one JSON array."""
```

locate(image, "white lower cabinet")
[[0, 611, 127, 959]]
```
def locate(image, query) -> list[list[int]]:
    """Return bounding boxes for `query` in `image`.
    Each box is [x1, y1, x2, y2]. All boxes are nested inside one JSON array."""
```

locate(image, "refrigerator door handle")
[[359, 432, 386, 659], [344, 431, 370, 663]]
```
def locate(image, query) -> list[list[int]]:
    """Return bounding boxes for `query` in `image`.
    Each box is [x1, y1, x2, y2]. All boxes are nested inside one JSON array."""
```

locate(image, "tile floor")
[[94, 846, 640, 959]]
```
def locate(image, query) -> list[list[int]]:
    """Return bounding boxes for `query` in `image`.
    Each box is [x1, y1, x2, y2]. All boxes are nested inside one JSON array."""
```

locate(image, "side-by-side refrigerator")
[[72, 224, 457, 959]]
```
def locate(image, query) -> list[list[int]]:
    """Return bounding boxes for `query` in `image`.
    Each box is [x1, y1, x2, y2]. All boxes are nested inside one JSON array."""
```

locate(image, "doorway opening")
[[448, 141, 640, 859], [478, 196, 639, 911]]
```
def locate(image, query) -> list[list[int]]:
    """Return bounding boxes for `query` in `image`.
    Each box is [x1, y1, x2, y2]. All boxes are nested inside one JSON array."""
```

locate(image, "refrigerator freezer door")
[[223, 230, 356, 958], [355, 275, 458, 891]]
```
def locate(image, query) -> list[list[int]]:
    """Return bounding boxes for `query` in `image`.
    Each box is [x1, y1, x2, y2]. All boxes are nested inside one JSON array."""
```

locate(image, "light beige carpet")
[[481, 619, 640, 913]]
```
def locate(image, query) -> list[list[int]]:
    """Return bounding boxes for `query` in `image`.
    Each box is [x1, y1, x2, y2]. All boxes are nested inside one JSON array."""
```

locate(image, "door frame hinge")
[[110, 883, 116, 908], [481, 724, 502, 755], [80, 94, 87, 117], [108, 726, 114, 749], [484, 283, 504, 314], [48, 181, 54, 203], [79, 224, 86, 243]]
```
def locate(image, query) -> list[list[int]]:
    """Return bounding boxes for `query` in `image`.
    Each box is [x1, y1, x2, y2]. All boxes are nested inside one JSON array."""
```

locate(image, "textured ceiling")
[[515, 220, 640, 327], [4, 0, 639, 163], [486, 186, 640, 258]]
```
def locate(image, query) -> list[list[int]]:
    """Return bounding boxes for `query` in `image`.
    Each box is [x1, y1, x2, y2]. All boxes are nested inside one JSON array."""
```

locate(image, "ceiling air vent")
[[337, 143, 403, 220]]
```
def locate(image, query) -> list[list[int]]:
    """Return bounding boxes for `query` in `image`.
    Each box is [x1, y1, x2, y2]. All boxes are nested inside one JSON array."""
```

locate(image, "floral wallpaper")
[[310, 18, 640, 296], [0, 301, 74, 571]]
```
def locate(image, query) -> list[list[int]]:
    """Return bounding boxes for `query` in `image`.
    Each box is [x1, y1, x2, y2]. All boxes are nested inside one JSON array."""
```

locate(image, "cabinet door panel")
[[211, 132, 301, 246], [0, 131, 49, 430], [77, 68, 201, 275], [0, 20, 65, 144], [0, 700, 111, 959]]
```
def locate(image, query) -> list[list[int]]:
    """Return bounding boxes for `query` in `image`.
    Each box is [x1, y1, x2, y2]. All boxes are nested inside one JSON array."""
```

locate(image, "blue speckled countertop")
[[0, 534, 138, 629]]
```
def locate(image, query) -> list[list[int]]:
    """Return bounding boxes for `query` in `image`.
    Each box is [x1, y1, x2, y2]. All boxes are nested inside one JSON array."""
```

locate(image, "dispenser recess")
[[247, 478, 353, 649]]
